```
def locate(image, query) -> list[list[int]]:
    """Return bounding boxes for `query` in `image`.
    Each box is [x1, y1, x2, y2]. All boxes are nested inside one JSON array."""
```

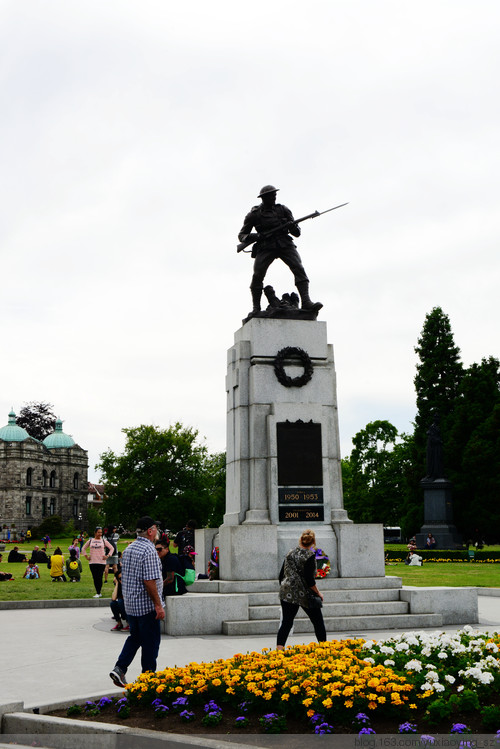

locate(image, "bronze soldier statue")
[[238, 185, 323, 318]]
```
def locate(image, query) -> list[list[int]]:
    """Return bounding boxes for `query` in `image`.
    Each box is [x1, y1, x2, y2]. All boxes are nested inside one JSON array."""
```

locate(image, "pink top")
[[82, 537, 114, 565]]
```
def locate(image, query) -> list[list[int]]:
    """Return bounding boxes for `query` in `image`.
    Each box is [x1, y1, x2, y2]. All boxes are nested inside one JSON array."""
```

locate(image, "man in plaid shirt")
[[110, 516, 165, 688]]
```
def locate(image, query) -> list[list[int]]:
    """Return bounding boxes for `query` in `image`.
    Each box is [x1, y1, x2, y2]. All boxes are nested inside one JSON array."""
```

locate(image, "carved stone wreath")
[[273, 347, 314, 388]]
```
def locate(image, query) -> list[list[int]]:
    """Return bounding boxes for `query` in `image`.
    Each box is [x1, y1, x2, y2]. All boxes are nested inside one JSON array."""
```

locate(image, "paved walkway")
[[2, 595, 500, 710]]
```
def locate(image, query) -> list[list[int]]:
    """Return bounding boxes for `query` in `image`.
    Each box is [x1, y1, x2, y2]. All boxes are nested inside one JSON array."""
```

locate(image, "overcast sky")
[[2, 1, 499, 482]]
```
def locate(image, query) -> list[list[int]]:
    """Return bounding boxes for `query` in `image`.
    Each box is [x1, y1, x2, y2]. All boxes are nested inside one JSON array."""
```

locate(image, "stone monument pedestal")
[[416, 479, 461, 549], [218, 316, 386, 580]]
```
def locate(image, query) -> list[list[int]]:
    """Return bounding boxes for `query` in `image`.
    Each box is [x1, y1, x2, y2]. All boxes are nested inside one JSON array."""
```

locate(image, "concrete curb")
[[0, 598, 111, 610]]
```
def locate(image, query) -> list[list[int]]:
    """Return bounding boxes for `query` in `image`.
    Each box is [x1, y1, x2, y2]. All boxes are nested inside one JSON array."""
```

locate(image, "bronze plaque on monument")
[[277, 421, 323, 486]]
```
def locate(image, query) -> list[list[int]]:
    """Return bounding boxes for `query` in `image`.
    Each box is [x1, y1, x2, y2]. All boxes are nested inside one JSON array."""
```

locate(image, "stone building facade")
[[0, 411, 88, 534]]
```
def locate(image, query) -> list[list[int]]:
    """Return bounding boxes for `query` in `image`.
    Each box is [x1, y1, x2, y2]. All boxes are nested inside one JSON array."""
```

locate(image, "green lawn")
[[387, 561, 499, 587]]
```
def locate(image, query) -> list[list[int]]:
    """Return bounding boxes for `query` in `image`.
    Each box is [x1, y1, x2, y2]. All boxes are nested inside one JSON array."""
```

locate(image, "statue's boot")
[[296, 281, 323, 312], [248, 288, 262, 317]]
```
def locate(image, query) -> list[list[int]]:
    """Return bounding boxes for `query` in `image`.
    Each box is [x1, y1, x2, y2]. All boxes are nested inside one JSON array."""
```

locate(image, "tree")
[[16, 401, 57, 441], [97, 423, 224, 531], [414, 307, 463, 459], [446, 357, 500, 538], [342, 420, 407, 526]]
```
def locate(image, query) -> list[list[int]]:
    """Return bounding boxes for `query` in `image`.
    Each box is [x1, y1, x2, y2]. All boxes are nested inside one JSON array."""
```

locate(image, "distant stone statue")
[[237, 185, 323, 319], [425, 413, 445, 480]]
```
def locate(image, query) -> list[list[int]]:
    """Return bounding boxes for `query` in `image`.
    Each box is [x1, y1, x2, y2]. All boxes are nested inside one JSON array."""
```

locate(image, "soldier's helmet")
[[258, 185, 279, 198]]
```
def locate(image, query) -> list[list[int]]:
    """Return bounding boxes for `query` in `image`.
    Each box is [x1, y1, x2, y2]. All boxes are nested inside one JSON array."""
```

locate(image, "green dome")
[[43, 419, 75, 449], [0, 410, 30, 442]]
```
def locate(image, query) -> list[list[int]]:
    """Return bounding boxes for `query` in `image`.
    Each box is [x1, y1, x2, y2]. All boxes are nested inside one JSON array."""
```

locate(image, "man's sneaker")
[[111, 623, 123, 631], [92, 593, 102, 598], [110, 666, 127, 688]]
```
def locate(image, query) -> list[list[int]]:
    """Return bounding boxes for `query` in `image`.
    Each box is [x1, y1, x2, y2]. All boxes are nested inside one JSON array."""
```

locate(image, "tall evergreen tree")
[[413, 307, 463, 474]]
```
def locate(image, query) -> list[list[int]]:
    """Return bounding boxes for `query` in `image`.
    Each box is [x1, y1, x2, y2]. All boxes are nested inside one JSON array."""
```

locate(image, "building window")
[[26, 468, 32, 486], [42, 498, 47, 517], [42, 470, 48, 487], [73, 472, 79, 490], [50, 471, 56, 488], [26, 496, 32, 515], [50, 498, 55, 516], [73, 498, 79, 517]]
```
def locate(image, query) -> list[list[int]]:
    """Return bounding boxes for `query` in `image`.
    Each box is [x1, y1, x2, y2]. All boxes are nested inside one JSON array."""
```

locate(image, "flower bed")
[[59, 627, 500, 735]]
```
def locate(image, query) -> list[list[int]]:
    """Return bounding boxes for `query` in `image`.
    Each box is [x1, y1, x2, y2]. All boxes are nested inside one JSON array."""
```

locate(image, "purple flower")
[[97, 697, 113, 708], [399, 722, 417, 734], [236, 716, 248, 724], [420, 736, 435, 745], [309, 712, 325, 725], [314, 723, 333, 734], [238, 700, 251, 713], [354, 713, 371, 726], [359, 728, 376, 735], [172, 696, 189, 709], [204, 700, 222, 714], [451, 723, 470, 734], [179, 710, 195, 722]]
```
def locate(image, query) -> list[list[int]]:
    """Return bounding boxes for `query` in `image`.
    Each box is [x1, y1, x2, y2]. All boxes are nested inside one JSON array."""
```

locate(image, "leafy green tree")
[[342, 420, 407, 526], [16, 401, 57, 441], [97, 423, 224, 531]]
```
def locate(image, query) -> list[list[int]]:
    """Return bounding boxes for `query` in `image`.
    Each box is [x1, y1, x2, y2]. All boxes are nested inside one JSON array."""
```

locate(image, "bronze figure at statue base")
[[242, 285, 322, 324]]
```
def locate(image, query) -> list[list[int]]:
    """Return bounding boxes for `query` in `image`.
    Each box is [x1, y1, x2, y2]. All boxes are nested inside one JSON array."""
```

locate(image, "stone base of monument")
[[161, 576, 478, 637], [416, 479, 461, 549]]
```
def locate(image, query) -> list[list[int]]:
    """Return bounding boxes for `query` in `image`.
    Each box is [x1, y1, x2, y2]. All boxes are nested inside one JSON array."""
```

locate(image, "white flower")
[[485, 642, 498, 653], [457, 685, 464, 692], [405, 660, 423, 672], [421, 648, 432, 657], [421, 682, 433, 691], [405, 635, 420, 647], [426, 671, 439, 682], [384, 659, 395, 667], [463, 625, 473, 633], [395, 642, 410, 651], [438, 652, 448, 659], [445, 675, 456, 684], [380, 645, 395, 655], [479, 672, 494, 684], [425, 664, 436, 669], [364, 657, 375, 664], [433, 683, 445, 692]]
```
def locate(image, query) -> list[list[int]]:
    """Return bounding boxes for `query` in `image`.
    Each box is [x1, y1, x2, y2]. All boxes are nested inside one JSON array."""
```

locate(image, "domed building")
[[0, 410, 88, 535]]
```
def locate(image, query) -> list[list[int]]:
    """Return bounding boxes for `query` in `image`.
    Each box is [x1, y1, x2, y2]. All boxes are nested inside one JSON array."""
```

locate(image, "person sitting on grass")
[[408, 550, 423, 566], [23, 560, 40, 579], [7, 546, 27, 563], [48, 547, 66, 581], [65, 548, 82, 582]]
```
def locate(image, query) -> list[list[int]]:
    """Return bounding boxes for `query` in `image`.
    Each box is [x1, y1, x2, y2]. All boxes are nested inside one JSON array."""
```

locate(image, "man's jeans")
[[115, 611, 161, 674]]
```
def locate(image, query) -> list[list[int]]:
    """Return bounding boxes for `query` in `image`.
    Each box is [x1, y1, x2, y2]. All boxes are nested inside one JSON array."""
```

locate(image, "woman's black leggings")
[[89, 563, 105, 594], [277, 600, 327, 647]]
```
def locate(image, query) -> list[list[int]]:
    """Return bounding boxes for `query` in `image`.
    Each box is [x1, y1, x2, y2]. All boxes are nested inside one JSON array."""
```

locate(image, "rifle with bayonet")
[[236, 202, 349, 253]]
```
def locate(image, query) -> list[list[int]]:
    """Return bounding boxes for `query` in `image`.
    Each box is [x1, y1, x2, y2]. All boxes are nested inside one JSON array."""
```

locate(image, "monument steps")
[[190, 576, 403, 595], [249, 600, 409, 620], [222, 611, 443, 636], [247, 588, 402, 605]]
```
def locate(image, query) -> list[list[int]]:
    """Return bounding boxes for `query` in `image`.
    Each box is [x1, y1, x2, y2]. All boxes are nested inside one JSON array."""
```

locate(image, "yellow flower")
[[303, 698, 313, 707], [281, 693, 290, 701], [322, 698, 333, 709], [344, 700, 354, 708]]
